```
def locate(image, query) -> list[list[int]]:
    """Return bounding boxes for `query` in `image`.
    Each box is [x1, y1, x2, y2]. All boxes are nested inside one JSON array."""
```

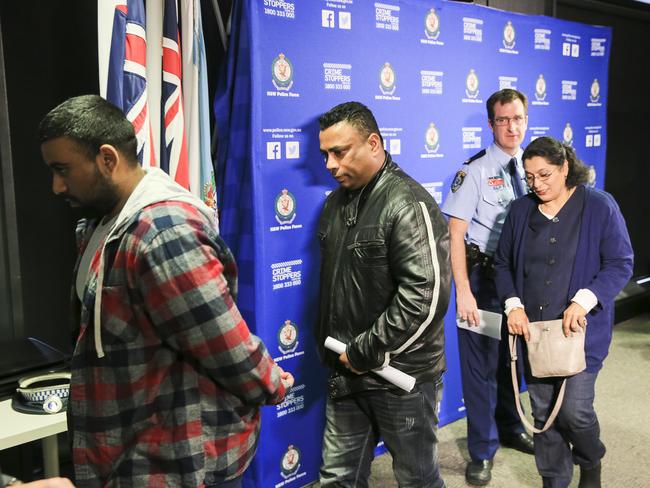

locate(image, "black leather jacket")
[[317, 154, 451, 396]]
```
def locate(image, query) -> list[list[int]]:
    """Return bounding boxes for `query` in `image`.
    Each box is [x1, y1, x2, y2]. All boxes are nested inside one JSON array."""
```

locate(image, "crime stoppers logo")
[[375, 2, 400, 31], [424, 8, 440, 40], [272, 53, 294, 91], [498, 75, 517, 91], [275, 189, 296, 224], [271, 259, 302, 291], [323, 62, 351, 91], [379, 62, 396, 95], [424, 123, 440, 153], [278, 319, 299, 354], [463, 17, 483, 42], [535, 28, 551, 50], [421, 70, 443, 95], [535, 74, 547, 102], [562, 80, 577, 101], [591, 38, 606, 57], [280, 445, 301, 479], [465, 69, 479, 99], [503, 21, 515, 49], [563, 123, 574, 146], [264, 0, 295, 19], [589, 79, 600, 104], [462, 127, 482, 150]]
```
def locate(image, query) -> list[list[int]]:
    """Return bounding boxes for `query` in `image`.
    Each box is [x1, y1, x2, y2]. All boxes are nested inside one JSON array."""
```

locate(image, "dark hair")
[[522, 136, 590, 187], [38, 94, 138, 166], [318, 101, 383, 144], [486, 89, 528, 121]]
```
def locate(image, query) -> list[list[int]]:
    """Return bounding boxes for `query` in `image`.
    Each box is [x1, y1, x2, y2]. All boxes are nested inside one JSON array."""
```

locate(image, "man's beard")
[[61, 172, 121, 220], [68, 204, 108, 220]]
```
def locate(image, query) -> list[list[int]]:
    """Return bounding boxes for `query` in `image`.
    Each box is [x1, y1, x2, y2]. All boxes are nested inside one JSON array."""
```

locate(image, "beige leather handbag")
[[510, 319, 586, 434]]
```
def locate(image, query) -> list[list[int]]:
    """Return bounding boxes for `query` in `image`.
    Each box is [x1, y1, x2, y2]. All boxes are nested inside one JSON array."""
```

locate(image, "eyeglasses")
[[493, 115, 526, 127], [524, 168, 558, 186]]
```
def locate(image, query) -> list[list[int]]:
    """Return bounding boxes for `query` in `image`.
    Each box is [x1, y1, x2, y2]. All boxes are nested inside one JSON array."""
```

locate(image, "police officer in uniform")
[[442, 89, 534, 486]]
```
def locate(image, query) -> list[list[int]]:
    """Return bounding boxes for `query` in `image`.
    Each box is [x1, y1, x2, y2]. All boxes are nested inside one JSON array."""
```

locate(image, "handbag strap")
[[509, 334, 566, 434]]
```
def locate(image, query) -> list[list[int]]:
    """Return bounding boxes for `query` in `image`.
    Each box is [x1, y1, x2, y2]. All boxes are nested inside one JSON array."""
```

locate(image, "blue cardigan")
[[494, 186, 634, 372]]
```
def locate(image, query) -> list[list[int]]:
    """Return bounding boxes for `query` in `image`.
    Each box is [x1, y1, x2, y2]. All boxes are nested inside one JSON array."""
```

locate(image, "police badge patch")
[[451, 170, 466, 193]]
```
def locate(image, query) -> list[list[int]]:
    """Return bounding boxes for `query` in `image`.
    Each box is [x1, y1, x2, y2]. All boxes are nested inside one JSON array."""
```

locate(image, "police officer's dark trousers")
[[457, 261, 526, 461]]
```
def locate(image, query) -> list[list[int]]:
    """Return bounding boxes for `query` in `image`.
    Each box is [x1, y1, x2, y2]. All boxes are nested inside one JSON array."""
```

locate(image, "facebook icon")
[[322, 9, 335, 28], [267, 141, 281, 160]]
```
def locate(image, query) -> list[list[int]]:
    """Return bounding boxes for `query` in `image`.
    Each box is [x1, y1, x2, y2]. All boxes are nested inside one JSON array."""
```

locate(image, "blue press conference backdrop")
[[214, 1, 611, 486]]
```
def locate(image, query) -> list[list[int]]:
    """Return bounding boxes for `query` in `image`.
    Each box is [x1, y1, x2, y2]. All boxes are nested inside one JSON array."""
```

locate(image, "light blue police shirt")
[[442, 143, 525, 256]]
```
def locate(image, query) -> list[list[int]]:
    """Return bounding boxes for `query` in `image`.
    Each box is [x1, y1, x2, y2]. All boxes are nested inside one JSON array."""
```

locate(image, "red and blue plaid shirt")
[[70, 201, 287, 487]]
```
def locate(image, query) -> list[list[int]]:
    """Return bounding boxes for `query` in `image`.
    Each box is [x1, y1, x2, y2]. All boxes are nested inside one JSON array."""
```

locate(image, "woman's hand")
[[562, 302, 587, 337], [508, 308, 530, 341]]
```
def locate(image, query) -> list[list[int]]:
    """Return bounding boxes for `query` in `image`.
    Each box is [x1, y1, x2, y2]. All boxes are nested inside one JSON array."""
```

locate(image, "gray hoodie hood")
[[92, 167, 217, 358]]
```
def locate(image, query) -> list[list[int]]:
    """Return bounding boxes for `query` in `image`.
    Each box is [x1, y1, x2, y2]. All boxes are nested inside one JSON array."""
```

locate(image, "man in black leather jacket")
[[316, 101, 451, 488]]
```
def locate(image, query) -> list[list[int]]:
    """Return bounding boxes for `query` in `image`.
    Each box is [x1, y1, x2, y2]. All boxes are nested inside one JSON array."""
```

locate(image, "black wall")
[[0, 1, 98, 352], [557, 0, 650, 277], [0, 1, 232, 351]]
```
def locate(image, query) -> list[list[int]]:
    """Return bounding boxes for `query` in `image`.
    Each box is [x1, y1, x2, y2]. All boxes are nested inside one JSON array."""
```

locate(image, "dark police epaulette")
[[464, 149, 486, 165]]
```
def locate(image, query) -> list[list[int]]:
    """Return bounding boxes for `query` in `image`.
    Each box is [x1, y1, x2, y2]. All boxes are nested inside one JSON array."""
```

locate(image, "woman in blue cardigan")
[[494, 136, 633, 488]]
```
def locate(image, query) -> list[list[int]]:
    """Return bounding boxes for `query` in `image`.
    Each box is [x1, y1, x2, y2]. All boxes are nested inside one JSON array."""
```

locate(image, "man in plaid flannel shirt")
[[38, 95, 293, 487]]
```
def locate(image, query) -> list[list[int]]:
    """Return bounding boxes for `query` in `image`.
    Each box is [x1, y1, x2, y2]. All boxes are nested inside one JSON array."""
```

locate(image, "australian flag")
[[161, 0, 189, 189], [106, 0, 156, 167]]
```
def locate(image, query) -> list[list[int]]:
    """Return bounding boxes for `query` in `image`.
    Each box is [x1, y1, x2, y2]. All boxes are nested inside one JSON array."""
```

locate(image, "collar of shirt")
[[488, 142, 524, 169]]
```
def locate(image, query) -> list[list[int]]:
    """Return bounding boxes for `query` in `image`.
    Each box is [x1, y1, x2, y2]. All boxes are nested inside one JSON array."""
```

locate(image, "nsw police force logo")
[[278, 319, 299, 354], [466, 69, 479, 99], [379, 62, 396, 95], [563, 123, 574, 146], [590, 79, 600, 103], [272, 53, 294, 91], [535, 74, 547, 102], [275, 189, 296, 224], [503, 21, 516, 49], [424, 8, 440, 40], [280, 445, 301, 479], [424, 123, 440, 153]]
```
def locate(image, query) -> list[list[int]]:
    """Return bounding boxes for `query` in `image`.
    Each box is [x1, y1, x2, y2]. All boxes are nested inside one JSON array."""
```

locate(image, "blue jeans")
[[319, 379, 445, 488], [527, 371, 606, 488]]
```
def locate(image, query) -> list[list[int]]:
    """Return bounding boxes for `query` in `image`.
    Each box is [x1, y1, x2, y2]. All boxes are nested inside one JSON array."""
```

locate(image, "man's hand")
[[448, 218, 480, 326], [507, 308, 530, 341], [562, 302, 587, 337], [339, 352, 363, 374], [456, 288, 480, 326], [18, 478, 75, 488], [278, 367, 295, 389]]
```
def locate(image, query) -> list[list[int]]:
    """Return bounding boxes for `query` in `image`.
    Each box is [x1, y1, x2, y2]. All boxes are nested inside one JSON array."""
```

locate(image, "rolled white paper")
[[324, 336, 416, 393]]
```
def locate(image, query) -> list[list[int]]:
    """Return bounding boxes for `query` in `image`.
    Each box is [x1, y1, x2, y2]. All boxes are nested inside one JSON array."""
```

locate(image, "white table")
[[0, 398, 68, 477]]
